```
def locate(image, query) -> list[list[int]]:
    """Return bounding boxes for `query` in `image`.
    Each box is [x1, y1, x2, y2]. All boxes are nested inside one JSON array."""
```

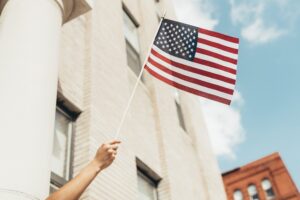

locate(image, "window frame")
[[136, 158, 161, 200], [122, 4, 143, 78], [50, 106, 75, 190], [175, 100, 187, 132], [137, 170, 159, 200], [233, 189, 243, 200], [261, 178, 275, 199], [122, 4, 140, 28], [125, 39, 142, 77], [247, 184, 260, 200]]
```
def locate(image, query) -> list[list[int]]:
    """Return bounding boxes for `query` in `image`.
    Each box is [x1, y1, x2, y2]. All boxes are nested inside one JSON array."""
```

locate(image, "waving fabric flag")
[[145, 18, 239, 105]]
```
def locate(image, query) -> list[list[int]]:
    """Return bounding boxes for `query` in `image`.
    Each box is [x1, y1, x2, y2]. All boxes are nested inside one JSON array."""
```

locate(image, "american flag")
[[145, 19, 239, 105]]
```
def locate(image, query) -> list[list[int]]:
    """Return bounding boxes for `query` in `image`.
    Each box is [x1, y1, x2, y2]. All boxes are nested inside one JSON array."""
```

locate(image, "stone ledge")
[[61, 0, 92, 23], [0, 0, 92, 24], [0, 0, 8, 15]]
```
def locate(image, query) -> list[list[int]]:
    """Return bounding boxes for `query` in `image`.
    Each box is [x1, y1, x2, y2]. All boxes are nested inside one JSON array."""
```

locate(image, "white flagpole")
[[114, 12, 166, 139]]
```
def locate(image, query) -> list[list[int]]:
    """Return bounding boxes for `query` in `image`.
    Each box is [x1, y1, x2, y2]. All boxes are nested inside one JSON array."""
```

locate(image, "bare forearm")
[[46, 160, 101, 200], [46, 140, 120, 200]]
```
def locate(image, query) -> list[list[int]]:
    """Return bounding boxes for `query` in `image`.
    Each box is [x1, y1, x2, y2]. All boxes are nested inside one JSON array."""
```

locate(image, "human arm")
[[46, 140, 121, 200]]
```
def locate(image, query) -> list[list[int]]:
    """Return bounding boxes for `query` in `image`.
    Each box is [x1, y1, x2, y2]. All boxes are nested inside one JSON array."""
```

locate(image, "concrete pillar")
[[0, 0, 90, 199]]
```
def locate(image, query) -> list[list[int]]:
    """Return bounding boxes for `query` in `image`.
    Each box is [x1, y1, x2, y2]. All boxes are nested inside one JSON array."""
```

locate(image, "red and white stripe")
[[145, 28, 239, 105]]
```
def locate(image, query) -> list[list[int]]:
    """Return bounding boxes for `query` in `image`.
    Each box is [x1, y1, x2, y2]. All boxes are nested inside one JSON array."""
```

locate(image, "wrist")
[[90, 159, 103, 174]]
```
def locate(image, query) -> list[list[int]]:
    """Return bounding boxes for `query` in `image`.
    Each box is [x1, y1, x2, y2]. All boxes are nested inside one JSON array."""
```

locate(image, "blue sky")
[[173, 0, 300, 188]]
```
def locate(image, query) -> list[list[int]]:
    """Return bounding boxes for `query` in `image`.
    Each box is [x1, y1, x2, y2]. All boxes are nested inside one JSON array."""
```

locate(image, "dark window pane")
[[266, 189, 275, 197], [248, 184, 260, 200], [175, 101, 186, 131], [253, 194, 259, 200], [261, 179, 275, 199], [126, 40, 141, 76]]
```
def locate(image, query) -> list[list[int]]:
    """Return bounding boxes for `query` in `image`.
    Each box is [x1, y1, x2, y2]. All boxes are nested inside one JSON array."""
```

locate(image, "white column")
[[0, 0, 62, 199], [0, 0, 90, 199]]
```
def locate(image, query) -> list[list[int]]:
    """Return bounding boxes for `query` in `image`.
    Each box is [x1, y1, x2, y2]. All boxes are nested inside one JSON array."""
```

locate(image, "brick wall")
[[223, 153, 300, 200]]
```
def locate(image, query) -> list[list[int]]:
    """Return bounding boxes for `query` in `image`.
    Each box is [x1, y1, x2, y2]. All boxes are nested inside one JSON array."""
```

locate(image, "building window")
[[233, 189, 243, 200], [137, 170, 158, 200], [123, 7, 141, 77], [248, 184, 260, 200], [174, 90, 187, 132], [50, 107, 73, 192], [261, 179, 275, 199], [136, 158, 161, 200], [175, 101, 186, 132]]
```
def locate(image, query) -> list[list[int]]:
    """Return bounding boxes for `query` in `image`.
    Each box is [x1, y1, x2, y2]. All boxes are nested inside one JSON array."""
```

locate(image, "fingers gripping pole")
[[114, 12, 166, 139]]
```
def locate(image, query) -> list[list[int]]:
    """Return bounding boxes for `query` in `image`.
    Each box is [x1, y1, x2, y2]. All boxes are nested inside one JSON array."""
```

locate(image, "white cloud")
[[229, 0, 286, 44], [230, 0, 264, 25], [200, 91, 245, 159], [242, 18, 284, 44], [171, 0, 218, 30]]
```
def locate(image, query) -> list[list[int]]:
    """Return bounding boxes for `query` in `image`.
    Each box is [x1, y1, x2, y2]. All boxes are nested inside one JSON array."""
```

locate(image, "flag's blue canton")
[[154, 19, 198, 61]]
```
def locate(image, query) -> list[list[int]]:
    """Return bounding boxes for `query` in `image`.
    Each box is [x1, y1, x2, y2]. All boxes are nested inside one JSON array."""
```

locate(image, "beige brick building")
[[0, 0, 226, 199], [55, 0, 227, 199]]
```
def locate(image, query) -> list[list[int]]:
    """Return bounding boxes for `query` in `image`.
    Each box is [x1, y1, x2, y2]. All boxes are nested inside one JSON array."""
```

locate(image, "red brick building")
[[222, 153, 300, 200]]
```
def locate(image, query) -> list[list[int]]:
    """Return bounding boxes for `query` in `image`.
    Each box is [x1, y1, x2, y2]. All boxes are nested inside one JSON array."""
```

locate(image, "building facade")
[[222, 153, 300, 200], [0, 0, 227, 199]]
